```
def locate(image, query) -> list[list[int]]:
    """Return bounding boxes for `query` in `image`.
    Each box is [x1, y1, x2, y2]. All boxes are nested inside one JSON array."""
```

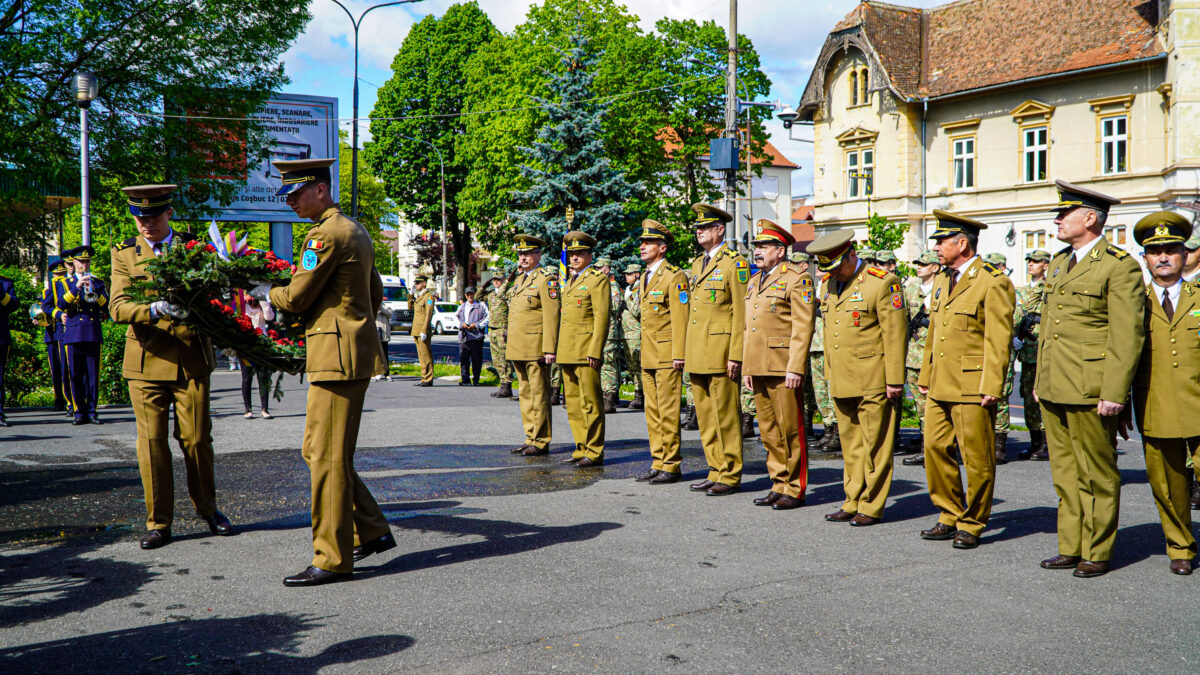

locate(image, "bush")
[[99, 321, 130, 405], [1, 265, 47, 406]]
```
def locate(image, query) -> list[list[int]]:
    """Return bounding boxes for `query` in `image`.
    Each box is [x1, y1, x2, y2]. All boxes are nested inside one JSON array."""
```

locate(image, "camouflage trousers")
[[600, 339, 644, 398], [550, 363, 562, 393], [994, 353, 1016, 433], [740, 381, 755, 416], [905, 367, 927, 432], [488, 331, 513, 385], [624, 339, 642, 398], [1018, 359, 1042, 432], [684, 372, 693, 406], [808, 351, 835, 425]]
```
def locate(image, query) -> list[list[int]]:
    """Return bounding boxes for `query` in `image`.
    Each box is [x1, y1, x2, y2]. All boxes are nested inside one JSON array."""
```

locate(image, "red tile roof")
[[791, 204, 815, 222]]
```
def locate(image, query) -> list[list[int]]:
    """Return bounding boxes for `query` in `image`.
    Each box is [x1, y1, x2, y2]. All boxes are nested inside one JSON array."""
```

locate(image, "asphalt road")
[[0, 353, 1191, 672]]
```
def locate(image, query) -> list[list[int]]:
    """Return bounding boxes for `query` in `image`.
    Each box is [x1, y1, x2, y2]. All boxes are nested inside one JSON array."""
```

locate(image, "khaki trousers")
[[642, 368, 682, 473], [1142, 436, 1198, 560], [303, 379, 390, 573], [513, 359, 552, 450], [129, 377, 216, 531], [690, 372, 743, 486], [562, 363, 605, 460], [1041, 401, 1120, 561], [753, 375, 808, 499], [414, 335, 434, 383], [924, 399, 996, 536], [834, 393, 895, 518]]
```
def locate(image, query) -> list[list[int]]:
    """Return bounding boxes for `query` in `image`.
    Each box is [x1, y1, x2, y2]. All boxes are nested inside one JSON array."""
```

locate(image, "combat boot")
[[603, 392, 617, 414], [1018, 430, 1041, 460], [491, 383, 513, 399], [630, 391, 644, 410], [682, 405, 699, 431], [994, 432, 1008, 465], [804, 415, 814, 443], [551, 391, 563, 406], [821, 423, 840, 453], [1030, 430, 1049, 461], [741, 412, 756, 438], [1189, 468, 1199, 510]]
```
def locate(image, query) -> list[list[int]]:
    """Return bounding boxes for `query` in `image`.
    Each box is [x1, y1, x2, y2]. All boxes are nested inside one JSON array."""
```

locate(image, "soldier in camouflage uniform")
[[859, 249, 876, 266], [621, 264, 644, 410], [875, 249, 898, 274], [901, 250, 941, 466], [1015, 249, 1049, 460], [809, 267, 839, 452], [739, 380, 756, 438], [983, 252, 1017, 464], [597, 258, 625, 413], [789, 252, 821, 441], [482, 269, 516, 399]]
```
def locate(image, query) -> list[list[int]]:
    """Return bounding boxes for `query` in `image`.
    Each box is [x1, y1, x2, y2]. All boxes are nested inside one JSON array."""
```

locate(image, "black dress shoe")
[[72, 417, 87, 426], [636, 469, 660, 482], [353, 532, 397, 563], [576, 457, 603, 467], [902, 453, 924, 466], [705, 483, 737, 496], [771, 495, 805, 510], [920, 522, 958, 540], [0, 417, 9, 428], [1040, 554, 1082, 569], [90, 416, 103, 425], [202, 510, 235, 536], [459, 381, 471, 386], [283, 565, 352, 587], [414, 381, 432, 387], [649, 472, 681, 484], [561, 455, 582, 464], [140, 529, 172, 549], [753, 491, 782, 506], [689, 479, 715, 492]]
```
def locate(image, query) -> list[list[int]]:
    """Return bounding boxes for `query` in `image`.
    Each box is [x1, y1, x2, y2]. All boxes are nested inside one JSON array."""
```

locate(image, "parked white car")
[[431, 302, 460, 335]]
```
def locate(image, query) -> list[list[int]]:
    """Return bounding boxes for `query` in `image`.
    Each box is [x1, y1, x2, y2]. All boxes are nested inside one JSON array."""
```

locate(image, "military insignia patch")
[[849, 292, 863, 302], [892, 293, 903, 309], [548, 286, 558, 299], [889, 283, 902, 294], [306, 239, 324, 250], [800, 276, 813, 288], [867, 267, 887, 278], [800, 289, 813, 304], [736, 260, 749, 284], [680, 291, 689, 304], [934, 288, 942, 298], [426, 298, 434, 306], [301, 249, 318, 270]]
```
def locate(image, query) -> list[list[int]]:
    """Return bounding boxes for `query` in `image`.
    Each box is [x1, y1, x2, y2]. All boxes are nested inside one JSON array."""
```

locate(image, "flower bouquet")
[[124, 223, 307, 374]]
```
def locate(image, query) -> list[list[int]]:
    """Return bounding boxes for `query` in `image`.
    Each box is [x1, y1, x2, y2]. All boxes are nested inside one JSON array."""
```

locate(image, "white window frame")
[[846, 147, 874, 199], [952, 136, 975, 190], [1022, 126, 1048, 183], [1101, 115, 1127, 175]]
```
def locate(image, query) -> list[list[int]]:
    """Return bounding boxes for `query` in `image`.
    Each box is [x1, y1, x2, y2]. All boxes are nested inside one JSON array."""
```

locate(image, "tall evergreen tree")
[[508, 31, 641, 267]]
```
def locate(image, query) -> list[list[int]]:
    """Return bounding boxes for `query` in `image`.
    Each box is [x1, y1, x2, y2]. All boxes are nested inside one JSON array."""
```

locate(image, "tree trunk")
[[453, 221, 472, 300]]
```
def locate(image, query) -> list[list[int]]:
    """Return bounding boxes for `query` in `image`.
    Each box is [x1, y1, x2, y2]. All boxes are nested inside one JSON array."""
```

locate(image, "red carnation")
[[204, 244, 216, 253], [297, 340, 305, 347], [267, 329, 280, 339], [255, 327, 264, 335], [209, 298, 223, 308], [186, 240, 199, 250]]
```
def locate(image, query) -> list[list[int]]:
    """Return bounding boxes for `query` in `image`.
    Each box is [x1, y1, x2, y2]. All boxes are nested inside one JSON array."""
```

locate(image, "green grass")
[[387, 360, 500, 386]]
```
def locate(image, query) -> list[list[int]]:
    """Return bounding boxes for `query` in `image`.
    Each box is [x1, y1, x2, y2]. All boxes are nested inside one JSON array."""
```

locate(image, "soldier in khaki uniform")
[[634, 220, 689, 483], [109, 184, 234, 550], [809, 230, 907, 526], [253, 159, 393, 586], [558, 232, 611, 466], [409, 275, 436, 386], [685, 204, 749, 496], [916, 212, 1015, 548], [1127, 212, 1198, 575], [506, 234, 561, 456], [742, 221, 815, 510], [1036, 180, 1145, 579]]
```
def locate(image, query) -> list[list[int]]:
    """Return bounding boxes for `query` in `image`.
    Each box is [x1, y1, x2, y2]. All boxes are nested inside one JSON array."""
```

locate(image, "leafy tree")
[[508, 32, 642, 268], [337, 131, 397, 269], [866, 212, 909, 253], [365, 1, 498, 296]]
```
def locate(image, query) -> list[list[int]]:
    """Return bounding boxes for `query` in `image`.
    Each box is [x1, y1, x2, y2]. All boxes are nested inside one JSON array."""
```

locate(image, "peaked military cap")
[[62, 245, 96, 262], [413, 273, 429, 283], [807, 229, 857, 273], [623, 263, 643, 274], [982, 252, 1007, 267], [639, 219, 673, 244], [691, 203, 732, 229], [563, 230, 597, 252], [1050, 179, 1120, 214], [1025, 249, 1051, 262], [273, 158, 335, 197], [930, 209, 988, 239], [874, 249, 897, 264], [48, 257, 67, 273], [513, 233, 545, 252], [913, 250, 940, 265], [752, 219, 795, 246], [122, 184, 177, 217], [1134, 211, 1192, 247]]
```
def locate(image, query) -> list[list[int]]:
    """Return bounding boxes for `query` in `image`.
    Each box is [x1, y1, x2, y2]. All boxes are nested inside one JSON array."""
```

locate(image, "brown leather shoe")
[[140, 529, 171, 550], [521, 446, 549, 456], [575, 457, 603, 467], [753, 491, 781, 506], [201, 510, 235, 536], [636, 469, 660, 482], [952, 531, 980, 549], [649, 472, 681, 484], [849, 513, 881, 526], [1040, 554, 1082, 569], [561, 455, 582, 464], [1073, 560, 1109, 578], [824, 509, 855, 522], [705, 482, 738, 496], [1170, 559, 1194, 575], [920, 522, 958, 540], [771, 495, 805, 510], [689, 479, 715, 492], [902, 453, 924, 466], [511, 444, 531, 454]]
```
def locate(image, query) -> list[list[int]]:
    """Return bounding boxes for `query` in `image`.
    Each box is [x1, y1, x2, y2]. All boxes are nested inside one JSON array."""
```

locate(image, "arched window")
[[849, 70, 859, 107], [859, 67, 869, 105]]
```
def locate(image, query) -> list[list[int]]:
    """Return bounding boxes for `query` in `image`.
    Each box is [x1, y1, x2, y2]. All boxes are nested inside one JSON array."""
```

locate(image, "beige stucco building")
[[796, 0, 1200, 284]]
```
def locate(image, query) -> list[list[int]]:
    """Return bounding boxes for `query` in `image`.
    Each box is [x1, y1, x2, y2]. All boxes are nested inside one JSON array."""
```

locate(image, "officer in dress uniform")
[[557, 232, 610, 467], [808, 230, 907, 526], [0, 272, 17, 427], [252, 159, 395, 586], [109, 184, 234, 550], [506, 234, 561, 456], [685, 204, 749, 496], [742, 221, 815, 510], [40, 259, 69, 413], [634, 220, 688, 483], [916, 211, 1015, 549], [409, 274, 436, 387], [52, 251, 76, 418], [1127, 211, 1198, 575], [57, 245, 108, 425], [1036, 180, 1144, 579]]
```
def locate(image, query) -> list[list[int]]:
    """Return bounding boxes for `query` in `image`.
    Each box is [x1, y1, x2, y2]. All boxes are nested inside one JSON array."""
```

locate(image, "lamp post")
[[394, 133, 448, 298], [73, 72, 98, 247], [330, 0, 425, 219]]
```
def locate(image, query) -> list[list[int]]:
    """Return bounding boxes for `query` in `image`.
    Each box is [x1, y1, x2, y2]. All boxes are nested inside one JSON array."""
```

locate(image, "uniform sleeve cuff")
[[63, 291, 77, 304], [0, 293, 9, 306]]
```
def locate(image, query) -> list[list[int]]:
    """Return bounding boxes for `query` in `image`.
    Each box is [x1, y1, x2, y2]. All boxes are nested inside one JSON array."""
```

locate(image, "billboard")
[[206, 93, 339, 222]]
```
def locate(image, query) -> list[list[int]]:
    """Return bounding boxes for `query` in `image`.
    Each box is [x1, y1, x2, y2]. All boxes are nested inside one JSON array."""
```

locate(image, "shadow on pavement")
[[0, 612, 414, 673], [981, 505, 1059, 544]]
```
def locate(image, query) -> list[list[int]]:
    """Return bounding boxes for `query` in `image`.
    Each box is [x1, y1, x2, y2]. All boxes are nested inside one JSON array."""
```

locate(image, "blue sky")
[[280, 0, 945, 199]]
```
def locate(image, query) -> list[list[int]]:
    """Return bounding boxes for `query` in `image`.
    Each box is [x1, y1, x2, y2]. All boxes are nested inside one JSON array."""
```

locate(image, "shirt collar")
[[952, 255, 979, 276], [1152, 278, 1183, 307], [1073, 235, 1104, 262], [647, 258, 665, 275], [145, 229, 174, 249]]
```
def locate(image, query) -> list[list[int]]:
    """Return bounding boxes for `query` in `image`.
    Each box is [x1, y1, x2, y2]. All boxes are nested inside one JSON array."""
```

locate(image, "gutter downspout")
[[920, 98, 927, 243]]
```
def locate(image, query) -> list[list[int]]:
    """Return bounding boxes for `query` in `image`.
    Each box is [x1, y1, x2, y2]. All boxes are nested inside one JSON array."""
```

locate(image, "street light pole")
[[330, 0, 425, 219], [73, 72, 98, 247], [394, 133, 448, 298], [723, 0, 738, 246]]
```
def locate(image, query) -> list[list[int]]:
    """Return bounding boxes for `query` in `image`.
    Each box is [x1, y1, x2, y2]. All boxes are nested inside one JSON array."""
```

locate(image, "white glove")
[[151, 301, 189, 320], [248, 282, 272, 301], [419, 332, 427, 341]]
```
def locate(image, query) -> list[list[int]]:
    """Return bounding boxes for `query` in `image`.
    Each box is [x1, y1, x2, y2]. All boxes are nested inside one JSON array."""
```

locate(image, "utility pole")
[[723, 0, 738, 245]]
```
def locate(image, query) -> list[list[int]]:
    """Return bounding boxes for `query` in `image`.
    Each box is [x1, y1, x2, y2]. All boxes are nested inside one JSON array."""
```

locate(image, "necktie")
[[643, 269, 650, 293], [1066, 255, 1077, 273], [948, 269, 960, 294], [702, 254, 711, 272], [1163, 289, 1174, 321]]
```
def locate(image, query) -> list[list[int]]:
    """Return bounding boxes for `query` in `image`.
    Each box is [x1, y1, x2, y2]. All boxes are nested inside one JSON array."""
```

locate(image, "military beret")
[[273, 158, 335, 197], [1134, 211, 1192, 247], [913, 250, 940, 265], [122, 184, 177, 217], [751, 219, 795, 246], [1051, 179, 1120, 214], [1025, 249, 1051, 262], [639, 219, 673, 244], [930, 209, 988, 239], [513, 234, 545, 252], [563, 230, 596, 252], [691, 203, 732, 229], [807, 229, 857, 273]]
